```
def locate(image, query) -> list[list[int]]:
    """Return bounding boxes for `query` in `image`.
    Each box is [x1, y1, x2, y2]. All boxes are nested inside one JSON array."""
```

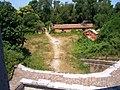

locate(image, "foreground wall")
[[10, 59, 120, 90]]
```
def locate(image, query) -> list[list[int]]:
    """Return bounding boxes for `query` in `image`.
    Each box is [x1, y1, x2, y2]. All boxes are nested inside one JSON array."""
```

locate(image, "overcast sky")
[[0, 0, 119, 9]]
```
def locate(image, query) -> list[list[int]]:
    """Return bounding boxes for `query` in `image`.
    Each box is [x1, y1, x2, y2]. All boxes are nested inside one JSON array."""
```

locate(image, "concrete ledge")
[[20, 78, 106, 90], [18, 60, 120, 79]]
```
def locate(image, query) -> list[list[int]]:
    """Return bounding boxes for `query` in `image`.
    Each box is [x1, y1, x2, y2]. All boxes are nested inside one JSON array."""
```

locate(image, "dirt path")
[[46, 32, 61, 72], [46, 32, 83, 73]]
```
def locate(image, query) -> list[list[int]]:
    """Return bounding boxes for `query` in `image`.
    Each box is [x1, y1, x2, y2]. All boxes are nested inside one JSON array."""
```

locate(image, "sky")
[[0, 0, 120, 9]]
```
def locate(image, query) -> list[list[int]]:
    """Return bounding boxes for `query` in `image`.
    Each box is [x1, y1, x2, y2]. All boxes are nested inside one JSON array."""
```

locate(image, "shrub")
[[49, 28, 55, 34], [3, 42, 24, 79]]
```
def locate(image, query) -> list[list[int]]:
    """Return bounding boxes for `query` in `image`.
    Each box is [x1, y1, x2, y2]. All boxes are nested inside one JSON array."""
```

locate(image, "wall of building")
[[55, 28, 83, 33], [84, 31, 98, 40]]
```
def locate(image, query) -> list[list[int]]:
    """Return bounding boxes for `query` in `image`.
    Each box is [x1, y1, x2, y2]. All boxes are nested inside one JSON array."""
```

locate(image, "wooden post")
[[0, 31, 9, 89]]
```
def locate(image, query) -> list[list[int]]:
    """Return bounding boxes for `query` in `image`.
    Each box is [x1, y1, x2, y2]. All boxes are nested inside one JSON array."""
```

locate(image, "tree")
[[0, 1, 27, 80], [97, 13, 120, 56], [93, 14, 110, 28], [60, 3, 74, 23], [0, 1, 24, 46], [93, 0, 114, 28], [23, 12, 39, 28], [18, 5, 33, 17], [28, 0, 38, 13], [29, 0, 52, 23], [97, 0, 113, 15], [35, 21, 45, 33], [51, 3, 75, 24], [45, 21, 52, 31], [115, 2, 120, 13], [73, 0, 97, 22]]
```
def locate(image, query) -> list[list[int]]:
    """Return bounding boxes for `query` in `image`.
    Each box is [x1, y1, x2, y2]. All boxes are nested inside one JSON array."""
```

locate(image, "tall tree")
[[93, 0, 114, 28], [115, 2, 120, 13], [29, 0, 52, 22], [29, 0, 38, 13], [73, 0, 97, 22], [0, 1, 24, 46], [18, 5, 33, 17]]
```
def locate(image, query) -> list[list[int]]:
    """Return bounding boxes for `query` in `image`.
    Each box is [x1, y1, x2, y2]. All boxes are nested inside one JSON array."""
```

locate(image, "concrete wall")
[[55, 28, 83, 33], [88, 64, 110, 73], [0, 31, 9, 90]]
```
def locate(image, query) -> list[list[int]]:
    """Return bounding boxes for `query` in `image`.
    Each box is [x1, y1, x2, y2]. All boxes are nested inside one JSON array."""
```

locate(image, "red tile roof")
[[84, 29, 99, 35], [53, 24, 94, 29]]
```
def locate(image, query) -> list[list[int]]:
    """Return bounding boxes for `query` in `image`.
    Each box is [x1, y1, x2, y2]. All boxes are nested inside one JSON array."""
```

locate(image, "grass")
[[23, 34, 53, 70], [68, 42, 90, 73], [23, 32, 89, 73], [52, 32, 90, 74]]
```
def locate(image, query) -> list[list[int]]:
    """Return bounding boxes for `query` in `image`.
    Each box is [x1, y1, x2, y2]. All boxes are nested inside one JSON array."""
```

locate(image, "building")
[[83, 29, 98, 41], [52, 24, 94, 33]]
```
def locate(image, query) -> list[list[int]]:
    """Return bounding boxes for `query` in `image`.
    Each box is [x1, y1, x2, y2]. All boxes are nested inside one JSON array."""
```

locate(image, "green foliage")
[[73, 13, 120, 59], [23, 54, 46, 70], [23, 13, 39, 28], [49, 28, 55, 34], [35, 21, 45, 33], [3, 42, 24, 79], [23, 34, 50, 71], [0, 1, 27, 79], [0, 1, 24, 46], [45, 21, 52, 30], [93, 14, 110, 28], [115, 2, 120, 13], [71, 29, 77, 33], [97, 13, 120, 56], [18, 5, 33, 17], [78, 60, 89, 73], [29, 0, 51, 22], [0, 0, 120, 78], [22, 12, 45, 33]]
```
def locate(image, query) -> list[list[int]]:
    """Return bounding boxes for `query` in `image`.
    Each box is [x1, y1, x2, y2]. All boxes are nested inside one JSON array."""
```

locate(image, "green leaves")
[[74, 12, 120, 59], [3, 42, 24, 79], [0, 1, 24, 46], [93, 14, 110, 28]]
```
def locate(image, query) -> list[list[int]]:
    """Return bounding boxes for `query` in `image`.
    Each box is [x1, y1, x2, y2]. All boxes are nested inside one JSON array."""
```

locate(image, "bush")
[[49, 28, 55, 34], [73, 13, 120, 59], [3, 42, 24, 79], [71, 29, 76, 33]]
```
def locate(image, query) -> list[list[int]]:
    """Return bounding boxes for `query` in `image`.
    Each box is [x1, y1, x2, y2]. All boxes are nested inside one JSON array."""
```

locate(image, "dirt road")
[[46, 32, 61, 72]]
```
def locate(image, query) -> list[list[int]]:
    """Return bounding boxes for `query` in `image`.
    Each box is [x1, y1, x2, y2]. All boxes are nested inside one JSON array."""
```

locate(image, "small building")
[[84, 29, 98, 41], [52, 24, 94, 33]]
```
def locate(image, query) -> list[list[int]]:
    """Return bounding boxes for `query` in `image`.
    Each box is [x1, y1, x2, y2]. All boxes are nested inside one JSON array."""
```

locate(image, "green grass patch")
[[23, 33, 53, 71], [23, 52, 48, 70]]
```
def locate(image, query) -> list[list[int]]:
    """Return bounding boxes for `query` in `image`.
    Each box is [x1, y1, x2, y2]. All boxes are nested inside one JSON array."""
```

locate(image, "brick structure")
[[84, 29, 98, 40], [52, 24, 94, 33]]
